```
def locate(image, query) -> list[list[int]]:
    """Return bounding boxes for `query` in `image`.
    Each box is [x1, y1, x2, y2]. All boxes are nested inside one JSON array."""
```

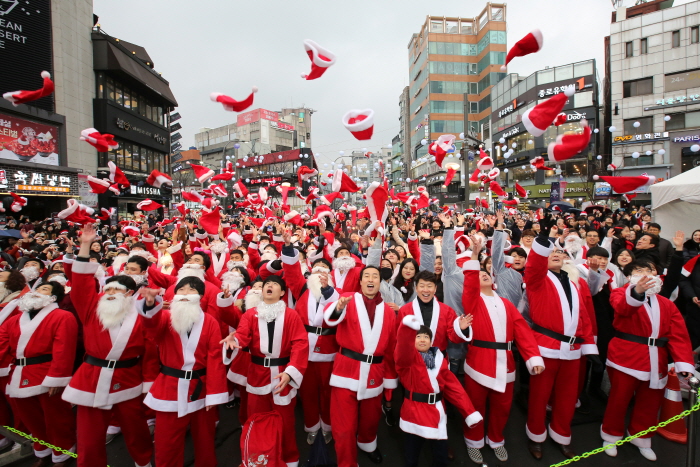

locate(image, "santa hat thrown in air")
[[444, 165, 459, 187], [501, 29, 543, 71], [530, 156, 554, 171], [301, 39, 337, 80], [189, 162, 215, 184], [331, 168, 360, 193], [515, 181, 528, 199], [490, 181, 506, 197], [502, 198, 520, 206], [9, 193, 27, 212], [182, 189, 206, 204], [428, 134, 456, 167], [108, 161, 130, 187], [342, 109, 375, 141], [210, 87, 258, 112], [174, 201, 190, 216], [607, 163, 617, 171], [121, 225, 139, 237], [319, 191, 344, 206], [211, 172, 235, 181], [554, 113, 567, 127], [314, 204, 335, 223], [146, 170, 172, 188], [486, 167, 501, 181], [3, 71, 54, 106], [592, 174, 656, 193], [87, 176, 121, 195], [477, 155, 494, 172], [283, 210, 304, 227], [622, 193, 637, 203], [522, 86, 575, 137], [201, 197, 218, 212], [233, 180, 249, 198], [136, 199, 163, 211], [211, 183, 228, 197], [366, 181, 389, 229], [480, 198, 489, 209], [297, 166, 318, 186], [469, 167, 481, 183], [547, 121, 592, 163], [96, 207, 116, 221], [80, 128, 119, 152], [199, 207, 221, 235]]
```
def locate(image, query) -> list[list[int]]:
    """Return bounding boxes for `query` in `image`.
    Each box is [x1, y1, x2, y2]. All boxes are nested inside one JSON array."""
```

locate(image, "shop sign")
[[594, 182, 611, 197], [0, 112, 60, 166], [501, 125, 522, 139], [612, 132, 669, 145], [248, 176, 283, 185], [537, 77, 587, 98], [672, 134, 700, 143], [270, 121, 294, 131], [563, 110, 588, 121], [236, 108, 280, 127], [498, 100, 517, 118], [115, 117, 167, 145], [524, 182, 591, 197], [129, 185, 161, 196], [78, 174, 98, 208], [0, 168, 70, 192], [654, 94, 700, 106]]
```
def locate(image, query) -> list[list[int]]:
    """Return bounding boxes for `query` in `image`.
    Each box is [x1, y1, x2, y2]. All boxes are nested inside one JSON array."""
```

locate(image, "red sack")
[[240, 411, 285, 467]]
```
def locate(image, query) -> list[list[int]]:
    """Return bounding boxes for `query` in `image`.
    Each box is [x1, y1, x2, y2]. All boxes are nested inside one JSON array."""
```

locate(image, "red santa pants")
[[299, 361, 333, 432], [12, 392, 76, 463], [331, 387, 382, 467], [154, 408, 217, 467], [463, 376, 514, 448], [526, 357, 580, 446], [234, 383, 248, 425], [601, 367, 664, 447], [247, 392, 299, 466], [76, 398, 153, 467]]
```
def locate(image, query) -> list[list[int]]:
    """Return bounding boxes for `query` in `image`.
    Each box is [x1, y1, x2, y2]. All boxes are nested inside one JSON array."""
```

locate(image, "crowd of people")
[[0, 203, 698, 467]]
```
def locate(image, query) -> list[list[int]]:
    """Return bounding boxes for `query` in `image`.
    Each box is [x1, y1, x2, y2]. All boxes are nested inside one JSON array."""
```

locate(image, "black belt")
[[615, 331, 668, 347], [160, 365, 207, 401], [531, 323, 583, 345], [404, 390, 442, 404], [305, 325, 337, 336], [250, 355, 290, 367], [471, 340, 514, 351], [14, 354, 52, 366], [340, 347, 383, 364], [85, 354, 141, 369]]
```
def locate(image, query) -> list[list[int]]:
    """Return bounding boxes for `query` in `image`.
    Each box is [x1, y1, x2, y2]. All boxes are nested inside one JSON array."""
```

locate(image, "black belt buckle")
[[365, 354, 374, 364], [16, 357, 25, 366], [568, 335, 577, 346], [314, 327, 322, 336], [184, 370, 193, 380], [263, 357, 272, 368], [648, 337, 656, 346], [428, 393, 437, 404], [107, 360, 117, 370]]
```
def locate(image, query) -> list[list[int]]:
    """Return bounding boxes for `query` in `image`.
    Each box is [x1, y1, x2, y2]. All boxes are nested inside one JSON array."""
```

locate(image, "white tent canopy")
[[650, 165, 700, 240]]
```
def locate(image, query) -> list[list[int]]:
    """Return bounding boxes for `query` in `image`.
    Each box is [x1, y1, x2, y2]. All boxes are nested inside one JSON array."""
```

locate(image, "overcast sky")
[[93, 0, 693, 168]]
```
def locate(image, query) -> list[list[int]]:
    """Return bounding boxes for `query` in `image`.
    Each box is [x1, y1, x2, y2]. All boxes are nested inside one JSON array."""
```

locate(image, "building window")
[[491, 7, 504, 21], [624, 153, 653, 167], [692, 26, 699, 44], [623, 116, 653, 135], [666, 111, 700, 130], [625, 41, 633, 58], [470, 102, 478, 114], [470, 83, 478, 95], [641, 38, 648, 54], [460, 21, 473, 35], [99, 139, 167, 173], [445, 20, 459, 34], [623, 77, 653, 98], [505, 132, 535, 153], [430, 20, 443, 33], [98, 73, 167, 126], [672, 30, 681, 48]]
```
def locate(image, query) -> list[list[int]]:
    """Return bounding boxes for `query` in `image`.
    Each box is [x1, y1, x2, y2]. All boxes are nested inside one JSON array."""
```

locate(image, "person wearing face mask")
[[601, 261, 694, 461], [139, 277, 230, 467], [280, 231, 339, 445], [0, 281, 78, 467], [61, 222, 155, 467], [221, 275, 308, 467]]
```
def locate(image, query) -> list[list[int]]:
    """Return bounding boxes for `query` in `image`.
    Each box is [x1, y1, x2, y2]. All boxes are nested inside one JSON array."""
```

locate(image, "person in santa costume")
[[396, 316, 482, 467], [138, 277, 230, 467], [221, 273, 308, 467], [601, 261, 694, 461], [280, 231, 339, 445], [62, 223, 155, 467], [323, 266, 398, 467], [459, 235, 544, 464], [524, 218, 599, 460], [0, 281, 78, 467]]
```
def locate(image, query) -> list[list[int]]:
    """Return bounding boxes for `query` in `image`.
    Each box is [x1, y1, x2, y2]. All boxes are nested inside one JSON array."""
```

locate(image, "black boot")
[[364, 448, 383, 463]]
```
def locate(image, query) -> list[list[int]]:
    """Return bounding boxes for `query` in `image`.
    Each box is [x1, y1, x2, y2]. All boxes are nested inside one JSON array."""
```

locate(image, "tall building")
[[606, 0, 700, 204], [397, 86, 411, 187], [407, 4, 507, 205]]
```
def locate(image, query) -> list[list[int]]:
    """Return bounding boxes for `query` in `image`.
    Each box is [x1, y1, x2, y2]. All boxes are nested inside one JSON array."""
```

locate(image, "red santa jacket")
[[397, 298, 460, 354], [608, 285, 694, 389], [0, 300, 21, 376], [227, 303, 308, 406], [138, 296, 228, 417], [323, 292, 398, 400], [461, 260, 544, 393], [282, 248, 340, 362], [62, 260, 158, 409], [524, 240, 597, 360], [0, 302, 77, 398], [331, 265, 363, 295], [396, 315, 481, 439]]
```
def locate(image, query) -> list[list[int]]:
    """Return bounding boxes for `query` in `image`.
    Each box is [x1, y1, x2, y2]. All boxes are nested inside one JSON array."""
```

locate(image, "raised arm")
[[280, 233, 306, 300]]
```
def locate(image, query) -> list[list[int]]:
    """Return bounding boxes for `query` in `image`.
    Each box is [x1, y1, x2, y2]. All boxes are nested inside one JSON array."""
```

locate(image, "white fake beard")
[[332, 256, 355, 273], [307, 248, 317, 259], [564, 237, 585, 255], [96, 293, 133, 330], [307, 271, 333, 300], [260, 252, 277, 263], [158, 255, 173, 267], [177, 264, 206, 282], [119, 271, 147, 286], [21, 266, 40, 282], [209, 241, 227, 255], [629, 274, 663, 296], [170, 295, 202, 334], [227, 260, 247, 271], [256, 300, 285, 323], [129, 250, 150, 259], [561, 261, 580, 284], [48, 275, 67, 286], [221, 271, 245, 292], [17, 292, 54, 313], [111, 255, 129, 273], [244, 289, 262, 310], [0, 282, 10, 302]]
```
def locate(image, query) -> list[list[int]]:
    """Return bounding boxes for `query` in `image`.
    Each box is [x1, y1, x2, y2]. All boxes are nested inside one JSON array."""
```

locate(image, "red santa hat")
[[3, 71, 54, 106], [211, 172, 235, 181], [547, 121, 592, 163], [174, 201, 190, 216], [182, 189, 205, 203], [297, 166, 318, 186], [122, 225, 140, 237], [146, 169, 172, 188], [366, 181, 389, 228], [301, 39, 336, 80], [342, 109, 375, 141], [211, 183, 228, 197], [515, 181, 528, 199], [331, 168, 360, 193], [490, 181, 506, 197], [592, 174, 656, 193], [108, 161, 130, 187], [87, 176, 121, 195], [199, 207, 221, 235], [428, 134, 456, 167], [189, 162, 215, 184], [258, 187, 268, 204], [530, 156, 554, 171], [502, 198, 520, 206], [477, 155, 494, 172], [96, 207, 116, 221], [210, 87, 258, 112], [456, 235, 471, 257], [276, 185, 294, 206], [554, 113, 567, 126], [682, 255, 700, 277], [486, 167, 501, 181], [501, 29, 543, 71], [319, 191, 344, 206], [80, 128, 119, 152], [622, 193, 637, 203], [136, 199, 163, 211], [522, 86, 575, 137], [444, 164, 459, 187], [314, 204, 335, 223], [201, 197, 219, 213], [607, 163, 617, 171], [299, 186, 320, 204], [469, 167, 481, 183], [9, 193, 27, 212], [233, 180, 249, 198], [283, 210, 304, 227]]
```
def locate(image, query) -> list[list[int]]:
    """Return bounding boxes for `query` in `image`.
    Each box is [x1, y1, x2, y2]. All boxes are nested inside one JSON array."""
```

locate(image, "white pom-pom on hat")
[[41, 71, 51, 79], [593, 175, 600, 180], [564, 85, 575, 97], [251, 86, 258, 93]]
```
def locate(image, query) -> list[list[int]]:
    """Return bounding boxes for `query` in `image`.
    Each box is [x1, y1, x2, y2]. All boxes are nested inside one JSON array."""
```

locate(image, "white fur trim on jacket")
[[402, 315, 421, 331], [452, 316, 472, 342]]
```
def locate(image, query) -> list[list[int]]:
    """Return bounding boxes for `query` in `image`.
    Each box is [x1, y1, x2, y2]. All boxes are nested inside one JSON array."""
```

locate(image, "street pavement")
[[6, 387, 694, 467]]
